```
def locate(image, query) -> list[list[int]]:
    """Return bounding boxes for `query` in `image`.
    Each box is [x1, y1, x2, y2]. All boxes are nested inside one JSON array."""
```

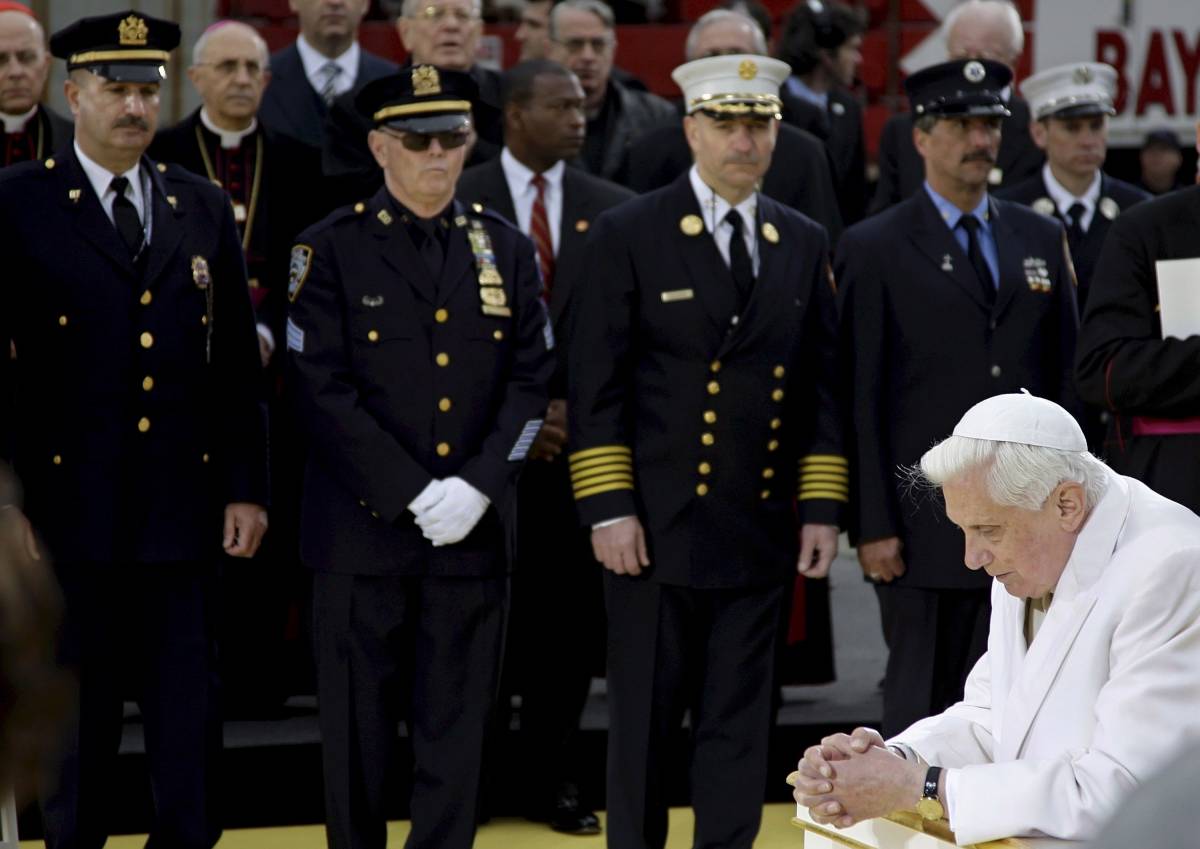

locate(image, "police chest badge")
[[468, 220, 511, 317], [288, 245, 313, 303], [1024, 257, 1051, 293]]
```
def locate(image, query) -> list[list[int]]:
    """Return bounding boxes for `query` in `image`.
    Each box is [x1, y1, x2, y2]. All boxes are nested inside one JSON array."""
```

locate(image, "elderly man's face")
[[942, 467, 1082, 599], [688, 17, 759, 59], [0, 11, 50, 116], [398, 0, 482, 71], [189, 24, 270, 127], [549, 7, 614, 112]]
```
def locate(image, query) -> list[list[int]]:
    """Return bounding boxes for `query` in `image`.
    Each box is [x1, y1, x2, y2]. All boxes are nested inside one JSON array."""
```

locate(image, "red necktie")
[[530, 173, 555, 298]]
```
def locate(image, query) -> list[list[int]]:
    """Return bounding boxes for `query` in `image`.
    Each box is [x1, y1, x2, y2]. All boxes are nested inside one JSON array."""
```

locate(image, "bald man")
[[0, 3, 71, 167], [150, 23, 327, 710]]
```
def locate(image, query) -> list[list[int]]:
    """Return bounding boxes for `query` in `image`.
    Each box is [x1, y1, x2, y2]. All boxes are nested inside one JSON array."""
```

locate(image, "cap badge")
[[413, 65, 441, 97], [1099, 197, 1119, 220], [1074, 65, 1093, 84], [738, 59, 758, 81], [963, 60, 986, 84], [680, 214, 704, 236], [118, 15, 149, 46]]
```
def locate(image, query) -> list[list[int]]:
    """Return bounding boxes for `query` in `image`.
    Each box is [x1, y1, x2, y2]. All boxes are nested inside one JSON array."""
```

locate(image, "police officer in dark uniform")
[[837, 59, 1079, 737], [286, 66, 552, 849], [569, 54, 845, 849], [997, 62, 1149, 311], [0, 11, 268, 849]]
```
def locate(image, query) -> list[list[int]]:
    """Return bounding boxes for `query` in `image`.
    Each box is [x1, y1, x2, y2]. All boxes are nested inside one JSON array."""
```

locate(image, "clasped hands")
[[792, 727, 926, 829], [409, 477, 490, 546]]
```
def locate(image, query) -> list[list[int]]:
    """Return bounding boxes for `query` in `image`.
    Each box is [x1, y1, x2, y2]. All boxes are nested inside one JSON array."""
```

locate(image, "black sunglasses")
[[383, 128, 471, 151]]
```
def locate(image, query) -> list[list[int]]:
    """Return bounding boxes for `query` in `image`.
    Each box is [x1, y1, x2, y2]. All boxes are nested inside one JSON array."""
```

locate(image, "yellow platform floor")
[[19, 804, 800, 848]]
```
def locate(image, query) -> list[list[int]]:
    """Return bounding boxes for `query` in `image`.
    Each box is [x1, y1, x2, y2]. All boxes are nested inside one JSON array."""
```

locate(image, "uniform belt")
[[1130, 416, 1200, 436]]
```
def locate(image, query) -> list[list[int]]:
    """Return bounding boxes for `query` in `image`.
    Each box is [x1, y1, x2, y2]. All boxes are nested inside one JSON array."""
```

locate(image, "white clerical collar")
[[74, 139, 143, 209], [200, 108, 258, 149], [688, 164, 756, 234], [1043, 162, 1101, 218], [296, 33, 359, 88], [500, 147, 565, 193], [2, 105, 38, 134]]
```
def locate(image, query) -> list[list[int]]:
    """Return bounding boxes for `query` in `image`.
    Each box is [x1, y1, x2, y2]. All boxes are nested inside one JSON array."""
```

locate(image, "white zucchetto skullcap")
[[953, 391, 1087, 451]]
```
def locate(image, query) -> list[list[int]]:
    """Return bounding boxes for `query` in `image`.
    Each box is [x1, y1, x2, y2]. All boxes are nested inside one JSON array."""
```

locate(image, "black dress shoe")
[[534, 783, 602, 835]]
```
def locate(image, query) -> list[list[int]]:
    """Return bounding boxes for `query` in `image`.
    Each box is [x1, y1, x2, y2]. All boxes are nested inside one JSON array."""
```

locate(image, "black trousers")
[[41, 561, 221, 849], [313, 572, 506, 849], [874, 584, 990, 737], [604, 575, 783, 849], [508, 458, 605, 803]]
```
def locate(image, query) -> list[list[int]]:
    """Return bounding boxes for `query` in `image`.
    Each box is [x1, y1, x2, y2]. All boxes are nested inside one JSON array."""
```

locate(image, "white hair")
[[918, 435, 1110, 512], [944, 0, 1024, 60], [549, 0, 615, 40], [192, 21, 270, 69], [685, 9, 767, 61], [401, 0, 483, 18]]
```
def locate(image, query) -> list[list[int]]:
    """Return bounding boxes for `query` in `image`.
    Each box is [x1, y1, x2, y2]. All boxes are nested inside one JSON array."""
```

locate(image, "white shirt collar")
[[74, 139, 146, 221], [688, 164, 756, 234], [296, 34, 359, 92], [500, 147, 565, 194], [200, 107, 258, 149], [1043, 162, 1101, 220], [2, 104, 38, 134]]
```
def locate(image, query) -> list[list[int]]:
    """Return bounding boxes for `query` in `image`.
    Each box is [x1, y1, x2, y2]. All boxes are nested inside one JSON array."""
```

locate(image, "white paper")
[[1155, 258, 1200, 340]]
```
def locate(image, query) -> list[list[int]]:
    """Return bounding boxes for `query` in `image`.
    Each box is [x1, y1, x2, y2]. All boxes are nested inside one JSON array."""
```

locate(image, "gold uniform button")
[[371, 511, 380, 519], [52, 454, 62, 465], [142, 376, 154, 391], [493, 329, 504, 341], [703, 410, 717, 424], [710, 360, 721, 373], [762, 468, 775, 479], [367, 329, 379, 342], [359, 499, 368, 507], [435, 308, 449, 323], [58, 315, 68, 326], [767, 439, 779, 452], [200, 314, 208, 326], [202, 453, 210, 464], [770, 417, 782, 430], [696, 483, 709, 496], [438, 397, 452, 412], [773, 365, 786, 378], [436, 352, 450, 367], [698, 462, 711, 475], [140, 290, 152, 306], [354, 202, 366, 213], [436, 442, 451, 457], [137, 417, 151, 433], [701, 432, 715, 446], [140, 331, 154, 349], [771, 388, 785, 402], [760, 489, 771, 499], [707, 381, 720, 395]]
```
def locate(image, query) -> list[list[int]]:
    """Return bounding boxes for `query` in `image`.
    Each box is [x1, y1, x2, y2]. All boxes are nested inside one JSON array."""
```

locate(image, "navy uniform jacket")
[[869, 97, 1043, 215], [567, 174, 846, 589], [455, 158, 634, 397], [1075, 185, 1200, 514], [997, 172, 1150, 309], [0, 150, 268, 564], [838, 190, 1079, 588], [287, 190, 553, 577]]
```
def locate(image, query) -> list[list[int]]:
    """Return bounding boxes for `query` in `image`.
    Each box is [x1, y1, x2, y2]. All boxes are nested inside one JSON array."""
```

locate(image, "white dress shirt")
[[1043, 163, 1101, 232], [295, 34, 359, 99], [74, 140, 150, 242], [499, 147, 565, 254], [200, 107, 258, 149], [688, 165, 760, 275]]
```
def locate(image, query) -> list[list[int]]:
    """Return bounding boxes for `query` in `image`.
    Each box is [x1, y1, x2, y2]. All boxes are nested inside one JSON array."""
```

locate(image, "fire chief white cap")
[[1021, 62, 1117, 121], [671, 54, 790, 117]]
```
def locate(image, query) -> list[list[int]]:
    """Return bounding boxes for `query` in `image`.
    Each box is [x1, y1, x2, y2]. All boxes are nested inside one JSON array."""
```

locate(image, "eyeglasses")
[[554, 36, 614, 54], [414, 5, 480, 23], [197, 59, 266, 79], [384, 129, 471, 151]]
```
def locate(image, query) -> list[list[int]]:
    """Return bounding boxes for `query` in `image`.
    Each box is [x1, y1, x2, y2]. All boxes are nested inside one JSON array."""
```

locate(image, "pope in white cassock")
[[795, 392, 1200, 845]]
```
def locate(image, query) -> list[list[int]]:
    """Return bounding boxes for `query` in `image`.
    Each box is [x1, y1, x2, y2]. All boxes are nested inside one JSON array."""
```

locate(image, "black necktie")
[[109, 176, 142, 256], [957, 215, 995, 306], [725, 209, 754, 310], [413, 218, 445, 280], [1066, 201, 1087, 248]]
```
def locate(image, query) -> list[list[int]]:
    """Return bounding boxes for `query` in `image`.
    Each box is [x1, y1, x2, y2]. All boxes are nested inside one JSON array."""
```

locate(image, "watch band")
[[923, 765, 943, 801]]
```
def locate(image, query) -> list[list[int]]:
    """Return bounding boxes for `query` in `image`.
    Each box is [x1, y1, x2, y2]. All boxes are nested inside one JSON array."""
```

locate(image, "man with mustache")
[[286, 66, 553, 849], [457, 58, 632, 835], [836, 58, 1080, 738], [258, 0, 396, 151], [568, 53, 845, 848], [0, 2, 70, 168], [0, 11, 268, 848]]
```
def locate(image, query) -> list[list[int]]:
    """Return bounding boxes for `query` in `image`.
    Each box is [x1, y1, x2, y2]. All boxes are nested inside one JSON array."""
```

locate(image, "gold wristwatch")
[[916, 765, 945, 821]]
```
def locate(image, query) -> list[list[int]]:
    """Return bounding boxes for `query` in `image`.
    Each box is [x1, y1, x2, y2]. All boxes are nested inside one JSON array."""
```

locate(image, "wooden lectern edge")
[[790, 805, 1032, 849]]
